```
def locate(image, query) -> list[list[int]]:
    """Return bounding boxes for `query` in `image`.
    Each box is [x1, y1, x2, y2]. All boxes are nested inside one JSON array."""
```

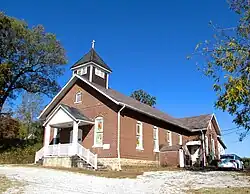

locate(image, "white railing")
[[76, 143, 98, 169], [34, 143, 98, 169], [35, 147, 44, 163]]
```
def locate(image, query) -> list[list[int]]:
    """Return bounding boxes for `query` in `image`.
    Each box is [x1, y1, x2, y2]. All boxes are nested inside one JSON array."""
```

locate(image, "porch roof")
[[43, 104, 94, 127], [60, 104, 92, 122]]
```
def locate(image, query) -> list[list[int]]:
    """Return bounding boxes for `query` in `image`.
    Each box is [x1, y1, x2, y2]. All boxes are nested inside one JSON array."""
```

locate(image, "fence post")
[[87, 149, 90, 163], [95, 154, 98, 170], [58, 143, 60, 156]]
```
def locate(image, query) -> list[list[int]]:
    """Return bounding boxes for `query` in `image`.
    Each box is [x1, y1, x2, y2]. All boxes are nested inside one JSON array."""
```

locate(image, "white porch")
[[35, 104, 98, 169]]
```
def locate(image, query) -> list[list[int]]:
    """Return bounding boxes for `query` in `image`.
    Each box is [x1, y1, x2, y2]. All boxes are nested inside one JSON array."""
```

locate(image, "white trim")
[[71, 61, 112, 73], [39, 73, 190, 132], [95, 67, 105, 78], [43, 105, 76, 126], [93, 116, 104, 147], [136, 121, 143, 150], [186, 140, 201, 146], [211, 114, 222, 135], [106, 73, 109, 89], [76, 74, 119, 104], [78, 119, 95, 125], [167, 130, 172, 146], [89, 65, 93, 82], [74, 91, 82, 104], [153, 126, 159, 152], [178, 134, 183, 145], [117, 105, 126, 170], [38, 75, 77, 119], [38, 74, 119, 120]]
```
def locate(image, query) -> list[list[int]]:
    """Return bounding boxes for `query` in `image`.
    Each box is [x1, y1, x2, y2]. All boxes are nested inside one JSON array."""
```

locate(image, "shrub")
[[0, 142, 42, 164], [242, 158, 250, 169]]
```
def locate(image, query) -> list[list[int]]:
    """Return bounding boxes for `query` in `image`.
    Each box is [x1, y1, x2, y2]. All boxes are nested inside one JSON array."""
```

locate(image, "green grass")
[[189, 187, 250, 194], [0, 175, 23, 194]]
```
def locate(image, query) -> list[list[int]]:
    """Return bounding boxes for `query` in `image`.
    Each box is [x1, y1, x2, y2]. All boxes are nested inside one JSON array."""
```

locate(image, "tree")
[[0, 12, 67, 114], [131, 89, 156, 107], [190, 0, 249, 140], [16, 92, 43, 139], [0, 115, 20, 140]]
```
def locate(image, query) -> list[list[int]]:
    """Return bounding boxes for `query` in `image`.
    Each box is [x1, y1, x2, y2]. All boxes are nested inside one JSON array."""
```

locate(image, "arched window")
[[94, 117, 103, 147], [75, 92, 82, 103]]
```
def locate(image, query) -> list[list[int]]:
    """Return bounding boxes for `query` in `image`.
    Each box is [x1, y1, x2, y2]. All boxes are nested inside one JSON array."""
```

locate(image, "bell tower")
[[71, 40, 112, 89]]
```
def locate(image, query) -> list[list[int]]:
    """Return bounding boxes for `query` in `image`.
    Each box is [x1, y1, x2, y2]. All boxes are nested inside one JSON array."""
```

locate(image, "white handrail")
[[34, 143, 98, 169], [76, 143, 98, 169], [35, 147, 44, 163]]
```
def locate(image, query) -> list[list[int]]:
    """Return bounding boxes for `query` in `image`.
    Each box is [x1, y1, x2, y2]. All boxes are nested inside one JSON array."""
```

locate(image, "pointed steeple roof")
[[71, 48, 112, 72]]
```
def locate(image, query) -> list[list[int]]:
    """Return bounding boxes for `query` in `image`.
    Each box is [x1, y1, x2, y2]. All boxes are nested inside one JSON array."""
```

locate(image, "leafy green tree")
[[131, 89, 156, 107], [0, 12, 67, 114], [190, 0, 249, 140]]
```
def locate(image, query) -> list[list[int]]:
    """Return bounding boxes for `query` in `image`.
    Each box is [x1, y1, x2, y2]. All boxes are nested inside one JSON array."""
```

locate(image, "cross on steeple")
[[91, 40, 95, 49]]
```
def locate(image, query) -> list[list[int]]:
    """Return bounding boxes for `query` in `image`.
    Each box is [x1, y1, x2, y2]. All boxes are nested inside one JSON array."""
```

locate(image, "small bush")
[[0, 143, 42, 164], [242, 158, 250, 169]]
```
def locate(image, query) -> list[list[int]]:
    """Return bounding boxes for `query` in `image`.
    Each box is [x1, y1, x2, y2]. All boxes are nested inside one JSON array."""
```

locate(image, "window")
[[76, 67, 87, 75], [136, 121, 143, 150], [95, 68, 105, 78], [94, 117, 103, 147], [75, 92, 82, 103], [205, 136, 209, 155], [167, 130, 172, 146], [178, 134, 182, 145], [153, 126, 159, 152]]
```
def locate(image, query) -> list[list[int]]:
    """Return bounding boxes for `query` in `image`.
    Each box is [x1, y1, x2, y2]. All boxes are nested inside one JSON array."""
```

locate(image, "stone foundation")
[[43, 156, 72, 168], [98, 158, 159, 170]]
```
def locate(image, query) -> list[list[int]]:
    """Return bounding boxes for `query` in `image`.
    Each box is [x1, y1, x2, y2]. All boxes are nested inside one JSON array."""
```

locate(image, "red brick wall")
[[205, 118, 219, 159], [56, 80, 118, 158], [160, 151, 179, 167], [120, 114, 163, 161]]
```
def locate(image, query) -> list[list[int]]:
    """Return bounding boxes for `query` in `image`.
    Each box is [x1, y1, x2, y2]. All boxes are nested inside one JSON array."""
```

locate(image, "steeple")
[[71, 41, 112, 89]]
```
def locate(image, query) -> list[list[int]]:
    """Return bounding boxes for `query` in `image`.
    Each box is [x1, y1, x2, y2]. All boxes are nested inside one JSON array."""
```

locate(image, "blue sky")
[[1, 0, 249, 156]]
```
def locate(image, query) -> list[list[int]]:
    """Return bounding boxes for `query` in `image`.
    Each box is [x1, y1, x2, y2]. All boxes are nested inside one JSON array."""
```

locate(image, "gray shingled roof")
[[177, 114, 213, 131], [88, 80, 191, 131], [71, 48, 112, 72], [60, 104, 93, 122]]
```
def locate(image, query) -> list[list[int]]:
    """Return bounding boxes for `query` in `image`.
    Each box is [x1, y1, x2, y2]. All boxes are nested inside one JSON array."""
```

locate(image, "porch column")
[[72, 121, 79, 154], [53, 128, 58, 145], [44, 124, 51, 155]]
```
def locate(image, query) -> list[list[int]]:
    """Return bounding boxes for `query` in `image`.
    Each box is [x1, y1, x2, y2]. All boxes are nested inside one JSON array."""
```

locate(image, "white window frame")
[[153, 126, 159, 152], [93, 117, 104, 147], [178, 134, 182, 145], [136, 121, 143, 150], [167, 130, 172, 146], [74, 92, 82, 103], [95, 68, 105, 78], [76, 67, 87, 76]]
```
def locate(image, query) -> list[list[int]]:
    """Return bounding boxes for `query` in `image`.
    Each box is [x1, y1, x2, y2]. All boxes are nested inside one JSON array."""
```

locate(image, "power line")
[[221, 126, 240, 132], [222, 128, 245, 136]]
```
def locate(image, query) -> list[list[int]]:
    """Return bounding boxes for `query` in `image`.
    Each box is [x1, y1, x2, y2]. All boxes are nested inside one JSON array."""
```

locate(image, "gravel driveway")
[[0, 166, 249, 194]]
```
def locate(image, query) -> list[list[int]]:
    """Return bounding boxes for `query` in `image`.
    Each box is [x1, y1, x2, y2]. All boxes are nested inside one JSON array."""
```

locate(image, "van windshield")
[[221, 155, 234, 160]]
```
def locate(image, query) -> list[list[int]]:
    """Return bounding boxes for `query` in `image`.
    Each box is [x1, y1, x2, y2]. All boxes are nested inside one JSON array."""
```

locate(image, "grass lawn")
[[189, 187, 250, 194], [0, 175, 23, 194], [20, 164, 179, 179]]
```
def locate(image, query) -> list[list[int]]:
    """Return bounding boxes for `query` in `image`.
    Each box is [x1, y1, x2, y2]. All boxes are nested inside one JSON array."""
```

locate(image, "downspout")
[[200, 130, 205, 168], [117, 104, 126, 171]]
